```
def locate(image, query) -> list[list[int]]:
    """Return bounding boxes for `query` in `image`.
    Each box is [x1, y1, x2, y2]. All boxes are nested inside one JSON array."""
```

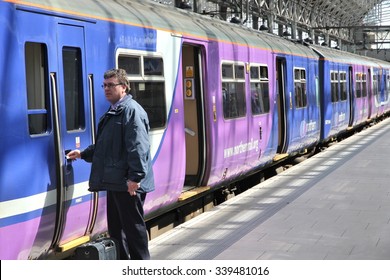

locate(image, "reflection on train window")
[[355, 73, 367, 98], [118, 54, 166, 129], [144, 57, 164, 76], [221, 62, 246, 119], [250, 65, 270, 115], [294, 68, 307, 108], [25, 42, 50, 135], [63, 47, 85, 131]]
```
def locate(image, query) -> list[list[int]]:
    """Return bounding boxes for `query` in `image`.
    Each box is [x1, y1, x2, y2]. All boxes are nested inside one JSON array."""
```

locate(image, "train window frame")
[[249, 64, 270, 115], [339, 72, 348, 101], [117, 51, 167, 130], [372, 73, 379, 97], [362, 73, 367, 97], [221, 61, 247, 120], [330, 70, 340, 103], [377, 71, 382, 104], [293, 68, 307, 108], [24, 42, 50, 136], [355, 72, 367, 98]]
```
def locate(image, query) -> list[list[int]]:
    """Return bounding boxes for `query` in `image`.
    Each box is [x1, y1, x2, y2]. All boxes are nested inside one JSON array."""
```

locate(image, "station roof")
[[307, 0, 383, 26], [205, 0, 384, 26]]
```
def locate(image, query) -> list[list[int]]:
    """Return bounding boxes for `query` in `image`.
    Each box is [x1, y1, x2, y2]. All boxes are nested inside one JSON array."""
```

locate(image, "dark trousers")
[[106, 191, 150, 260]]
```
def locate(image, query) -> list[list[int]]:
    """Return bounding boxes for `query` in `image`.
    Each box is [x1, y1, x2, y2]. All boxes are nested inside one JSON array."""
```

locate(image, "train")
[[1, 0, 390, 260]]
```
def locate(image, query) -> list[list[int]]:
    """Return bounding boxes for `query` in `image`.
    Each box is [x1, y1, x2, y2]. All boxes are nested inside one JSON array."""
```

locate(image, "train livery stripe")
[[0, 181, 90, 227]]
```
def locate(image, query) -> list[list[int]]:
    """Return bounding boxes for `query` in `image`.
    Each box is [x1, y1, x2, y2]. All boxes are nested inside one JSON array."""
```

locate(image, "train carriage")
[[312, 46, 376, 141], [172, 14, 322, 190], [369, 60, 390, 118], [264, 38, 321, 158], [1, 0, 389, 260]]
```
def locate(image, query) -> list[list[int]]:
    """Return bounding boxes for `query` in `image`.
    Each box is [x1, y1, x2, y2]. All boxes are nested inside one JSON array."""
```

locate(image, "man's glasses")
[[101, 83, 122, 88]]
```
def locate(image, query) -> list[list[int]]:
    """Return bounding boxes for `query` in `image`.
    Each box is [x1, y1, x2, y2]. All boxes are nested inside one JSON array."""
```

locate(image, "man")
[[67, 68, 155, 260]]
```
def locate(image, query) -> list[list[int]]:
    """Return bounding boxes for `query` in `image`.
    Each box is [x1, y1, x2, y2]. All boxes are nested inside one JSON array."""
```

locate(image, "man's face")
[[103, 77, 126, 104]]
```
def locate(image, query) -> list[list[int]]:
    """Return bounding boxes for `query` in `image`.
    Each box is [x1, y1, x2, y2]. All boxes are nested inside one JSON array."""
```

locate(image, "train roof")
[[11, 0, 318, 59], [8, 0, 388, 66], [311, 44, 390, 69]]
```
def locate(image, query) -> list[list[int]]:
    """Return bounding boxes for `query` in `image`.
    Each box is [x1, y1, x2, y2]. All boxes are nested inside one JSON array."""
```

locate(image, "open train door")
[[181, 44, 207, 188], [275, 57, 289, 159], [50, 23, 98, 253]]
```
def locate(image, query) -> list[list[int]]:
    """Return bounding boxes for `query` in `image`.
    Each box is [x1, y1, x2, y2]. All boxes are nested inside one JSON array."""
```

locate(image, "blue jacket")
[[81, 95, 155, 193]]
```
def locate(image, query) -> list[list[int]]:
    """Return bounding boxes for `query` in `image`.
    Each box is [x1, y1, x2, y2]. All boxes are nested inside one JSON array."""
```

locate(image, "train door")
[[52, 23, 97, 251], [378, 69, 389, 112], [378, 69, 383, 110], [181, 44, 206, 187], [348, 66, 355, 127], [275, 57, 288, 159], [368, 68, 372, 119]]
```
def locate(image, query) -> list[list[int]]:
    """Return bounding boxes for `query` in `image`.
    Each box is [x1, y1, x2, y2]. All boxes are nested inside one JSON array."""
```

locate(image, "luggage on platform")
[[73, 238, 118, 260]]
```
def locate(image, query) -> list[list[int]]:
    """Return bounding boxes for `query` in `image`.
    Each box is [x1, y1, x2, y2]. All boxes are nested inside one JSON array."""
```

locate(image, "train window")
[[294, 68, 307, 108], [362, 73, 367, 97], [261, 67, 268, 79], [62, 47, 85, 131], [376, 72, 383, 104], [25, 42, 50, 135], [118, 56, 140, 75], [130, 81, 166, 129], [355, 73, 367, 98], [300, 69, 306, 80], [372, 74, 378, 97], [144, 57, 164, 76], [340, 72, 347, 101], [235, 65, 245, 79], [250, 67, 259, 79], [330, 71, 339, 102], [221, 62, 246, 119], [222, 64, 234, 79], [250, 65, 270, 115], [386, 75, 390, 102], [118, 54, 166, 130], [355, 73, 360, 98], [294, 69, 300, 80]]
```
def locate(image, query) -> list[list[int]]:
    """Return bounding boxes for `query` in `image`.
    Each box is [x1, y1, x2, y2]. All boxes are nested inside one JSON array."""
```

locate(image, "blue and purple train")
[[1, 0, 390, 260]]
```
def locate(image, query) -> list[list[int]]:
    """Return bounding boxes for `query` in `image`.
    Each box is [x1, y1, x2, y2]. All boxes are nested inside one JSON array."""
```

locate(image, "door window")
[[25, 42, 50, 135], [62, 47, 85, 131]]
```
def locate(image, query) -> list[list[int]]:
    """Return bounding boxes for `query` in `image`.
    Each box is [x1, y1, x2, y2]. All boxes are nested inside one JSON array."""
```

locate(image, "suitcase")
[[73, 238, 118, 260]]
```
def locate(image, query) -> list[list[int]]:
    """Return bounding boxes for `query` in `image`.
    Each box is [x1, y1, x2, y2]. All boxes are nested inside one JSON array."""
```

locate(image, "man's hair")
[[104, 68, 130, 93]]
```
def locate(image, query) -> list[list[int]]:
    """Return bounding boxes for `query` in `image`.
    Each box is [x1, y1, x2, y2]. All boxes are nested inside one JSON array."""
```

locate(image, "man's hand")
[[66, 149, 81, 160], [127, 180, 140, 196]]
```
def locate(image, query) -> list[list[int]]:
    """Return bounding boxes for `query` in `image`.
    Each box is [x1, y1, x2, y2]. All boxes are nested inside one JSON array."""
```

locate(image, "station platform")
[[149, 117, 390, 260]]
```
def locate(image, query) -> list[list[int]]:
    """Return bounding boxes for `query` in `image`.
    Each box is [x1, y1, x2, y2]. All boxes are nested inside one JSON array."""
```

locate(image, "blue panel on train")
[[114, 26, 157, 52]]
